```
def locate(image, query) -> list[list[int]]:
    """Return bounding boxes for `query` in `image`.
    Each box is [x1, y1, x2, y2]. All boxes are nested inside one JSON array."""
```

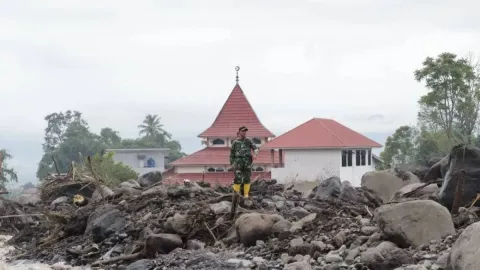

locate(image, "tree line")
[[380, 52, 480, 168], [35, 111, 186, 180]]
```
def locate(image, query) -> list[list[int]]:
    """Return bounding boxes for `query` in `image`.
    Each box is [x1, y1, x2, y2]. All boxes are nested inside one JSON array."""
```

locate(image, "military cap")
[[239, 126, 248, 132]]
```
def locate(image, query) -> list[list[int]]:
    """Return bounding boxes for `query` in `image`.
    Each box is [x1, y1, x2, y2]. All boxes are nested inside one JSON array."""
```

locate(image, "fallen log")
[[0, 213, 44, 219], [91, 252, 142, 266]]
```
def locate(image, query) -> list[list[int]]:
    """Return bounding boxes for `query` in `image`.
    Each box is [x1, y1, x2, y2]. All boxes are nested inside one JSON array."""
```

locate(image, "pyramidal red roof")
[[262, 118, 382, 149], [198, 83, 275, 138]]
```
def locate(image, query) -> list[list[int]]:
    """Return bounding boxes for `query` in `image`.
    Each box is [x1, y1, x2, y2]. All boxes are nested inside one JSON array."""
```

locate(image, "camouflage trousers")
[[232, 157, 252, 184]]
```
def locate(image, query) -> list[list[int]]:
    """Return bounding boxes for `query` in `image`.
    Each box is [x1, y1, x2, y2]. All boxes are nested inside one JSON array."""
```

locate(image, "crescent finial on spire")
[[235, 66, 240, 83]]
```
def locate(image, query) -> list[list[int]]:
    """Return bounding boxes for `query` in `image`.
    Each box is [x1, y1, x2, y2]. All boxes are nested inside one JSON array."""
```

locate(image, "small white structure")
[[262, 118, 382, 187], [106, 148, 170, 175]]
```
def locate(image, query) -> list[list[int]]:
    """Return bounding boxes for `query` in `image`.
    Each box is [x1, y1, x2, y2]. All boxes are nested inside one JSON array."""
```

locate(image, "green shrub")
[[89, 152, 138, 187]]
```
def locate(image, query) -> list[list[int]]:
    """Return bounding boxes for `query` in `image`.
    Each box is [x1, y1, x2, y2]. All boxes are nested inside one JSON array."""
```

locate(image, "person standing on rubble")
[[230, 126, 259, 199]]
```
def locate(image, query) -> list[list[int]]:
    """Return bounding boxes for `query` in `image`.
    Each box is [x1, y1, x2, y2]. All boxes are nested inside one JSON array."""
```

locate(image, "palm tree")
[[138, 114, 172, 146]]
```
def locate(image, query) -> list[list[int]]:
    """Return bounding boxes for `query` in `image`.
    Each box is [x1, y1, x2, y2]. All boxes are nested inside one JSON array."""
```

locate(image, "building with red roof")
[[262, 118, 382, 186], [163, 67, 282, 186]]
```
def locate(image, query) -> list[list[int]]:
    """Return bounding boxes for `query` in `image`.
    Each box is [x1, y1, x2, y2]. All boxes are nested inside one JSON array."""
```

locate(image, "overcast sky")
[[1, 0, 478, 185]]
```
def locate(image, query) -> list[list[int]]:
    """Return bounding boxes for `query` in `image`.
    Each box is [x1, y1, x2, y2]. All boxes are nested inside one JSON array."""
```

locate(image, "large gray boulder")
[[138, 171, 163, 187], [164, 213, 192, 235], [448, 221, 480, 269], [234, 213, 285, 246], [310, 176, 341, 200], [309, 177, 381, 206], [85, 205, 127, 243], [144, 233, 183, 257], [424, 155, 449, 183], [91, 185, 114, 201], [120, 179, 141, 188], [359, 241, 414, 270], [438, 145, 480, 210], [375, 200, 455, 248], [361, 169, 420, 203]]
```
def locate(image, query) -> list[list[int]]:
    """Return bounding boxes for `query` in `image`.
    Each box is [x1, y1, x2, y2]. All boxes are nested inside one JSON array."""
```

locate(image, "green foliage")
[[380, 126, 418, 169], [381, 52, 480, 169], [0, 149, 18, 188], [36, 112, 105, 180], [415, 52, 480, 138], [88, 152, 138, 187], [123, 115, 186, 164], [138, 114, 172, 146], [380, 125, 457, 169], [100, 128, 122, 147], [37, 111, 186, 180], [43, 110, 87, 152], [412, 128, 445, 166]]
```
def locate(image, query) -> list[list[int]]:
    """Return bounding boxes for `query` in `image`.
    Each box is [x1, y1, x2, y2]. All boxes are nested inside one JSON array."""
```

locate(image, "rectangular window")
[[347, 150, 353, 166], [342, 150, 353, 167], [368, 149, 372, 166], [356, 149, 367, 166]]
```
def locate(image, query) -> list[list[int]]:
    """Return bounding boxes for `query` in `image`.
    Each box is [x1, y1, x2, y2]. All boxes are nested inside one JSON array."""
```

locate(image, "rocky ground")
[[4, 146, 480, 270]]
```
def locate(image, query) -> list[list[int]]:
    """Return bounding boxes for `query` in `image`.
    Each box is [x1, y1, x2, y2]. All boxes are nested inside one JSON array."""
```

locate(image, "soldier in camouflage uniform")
[[230, 126, 259, 198]]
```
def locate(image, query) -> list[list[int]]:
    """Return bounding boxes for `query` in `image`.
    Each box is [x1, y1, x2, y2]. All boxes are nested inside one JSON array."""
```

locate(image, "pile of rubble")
[[5, 144, 480, 269]]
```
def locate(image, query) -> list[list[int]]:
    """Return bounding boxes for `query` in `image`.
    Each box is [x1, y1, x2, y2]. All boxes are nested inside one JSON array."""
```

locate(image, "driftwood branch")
[[0, 213, 44, 219], [204, 221, 224, 248], [91, 252, 142, 266], [364, 205, 373, 217], [402, 180, 443, 198]]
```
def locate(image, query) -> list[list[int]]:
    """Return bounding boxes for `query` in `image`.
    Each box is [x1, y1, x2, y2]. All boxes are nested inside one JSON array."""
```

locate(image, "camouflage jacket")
[[230, 137, 259, 165]]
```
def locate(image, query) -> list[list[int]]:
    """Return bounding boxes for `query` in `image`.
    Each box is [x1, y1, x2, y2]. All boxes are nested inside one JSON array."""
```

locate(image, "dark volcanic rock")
[[438, 145, 480, 209], [138, 171, 163, 187], [84, 205, 127, 243]]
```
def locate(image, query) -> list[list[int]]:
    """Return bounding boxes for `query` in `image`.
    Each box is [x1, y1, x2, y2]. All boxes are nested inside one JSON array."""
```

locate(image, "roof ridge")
[[198, 83, 275, 138], [262, 117, 382, 149], [207, 84, 240, 126], [265, 118, 315, 142], [237, 84, 275, 137], [316, 118, 345, 146]]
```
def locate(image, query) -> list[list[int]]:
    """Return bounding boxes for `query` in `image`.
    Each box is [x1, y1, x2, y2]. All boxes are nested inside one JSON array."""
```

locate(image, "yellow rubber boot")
[[233, 184, 241, 194], [244, 183, 251, 198]]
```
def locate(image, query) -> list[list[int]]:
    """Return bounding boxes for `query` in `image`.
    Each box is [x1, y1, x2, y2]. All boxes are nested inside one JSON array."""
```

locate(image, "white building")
[[106, 148, 170, 175], [262, 118, 382, 186]]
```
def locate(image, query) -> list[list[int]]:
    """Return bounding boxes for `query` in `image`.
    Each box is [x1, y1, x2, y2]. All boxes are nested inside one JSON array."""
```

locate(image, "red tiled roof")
[[162, 171, 272, 186], [170, 147, 282, 166], [198, 83, 275, 138], [262, 118, 382, 149]]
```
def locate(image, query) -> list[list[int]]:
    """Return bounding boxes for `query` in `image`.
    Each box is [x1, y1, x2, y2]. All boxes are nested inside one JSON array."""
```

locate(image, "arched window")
[[252, 138, 261, 144], [207, 167, 215, 172], [215, 167, 225, 172], [255, 167, 264, 172], [146, 158, 156, 168], [212, 139, 225, 145]]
